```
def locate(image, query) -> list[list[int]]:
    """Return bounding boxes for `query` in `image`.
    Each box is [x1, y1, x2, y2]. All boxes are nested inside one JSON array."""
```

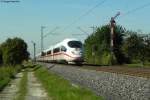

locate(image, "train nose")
[[72, 50, 82, 55], [72, 51, 79, 55], [75, 48, 80, 51]]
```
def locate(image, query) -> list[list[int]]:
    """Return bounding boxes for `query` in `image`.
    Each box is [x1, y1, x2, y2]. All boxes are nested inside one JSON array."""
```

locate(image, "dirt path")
[[25, 72, 50, 100], [0, 72, 23, 100], [0, 71, 50, 100]]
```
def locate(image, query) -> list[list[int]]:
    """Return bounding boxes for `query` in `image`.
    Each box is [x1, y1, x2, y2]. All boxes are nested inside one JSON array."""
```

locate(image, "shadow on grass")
[[0, 79, 10, 92], [32, 66, 41, 71]]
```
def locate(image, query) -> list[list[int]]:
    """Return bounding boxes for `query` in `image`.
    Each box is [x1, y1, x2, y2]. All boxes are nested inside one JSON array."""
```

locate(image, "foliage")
[[0, 48, 3, 65], [1, 37, 29, 65], [84, 24, 150, 65], [143, 34, 150, 62], [122, 31, 150, 64], [35, 65, 104, 100], [0, 66, 20, 91], [84, 25, 125, 65]]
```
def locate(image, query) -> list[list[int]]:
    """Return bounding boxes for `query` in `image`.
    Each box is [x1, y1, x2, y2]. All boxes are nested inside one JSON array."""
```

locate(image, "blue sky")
[[0, 0, 150, 56]]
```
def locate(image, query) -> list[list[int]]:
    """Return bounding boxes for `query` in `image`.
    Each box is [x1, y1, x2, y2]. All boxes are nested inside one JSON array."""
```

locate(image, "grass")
[[0, 66, 21, 91], [16, 70, 28, 100], [34, 65, 104, 100], [125, 63, 143, 68], [125, 62, 150, 68]]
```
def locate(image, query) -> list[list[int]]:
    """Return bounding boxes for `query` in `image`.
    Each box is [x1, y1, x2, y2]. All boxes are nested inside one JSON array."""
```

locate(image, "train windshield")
[[68, 41, 82, 48]]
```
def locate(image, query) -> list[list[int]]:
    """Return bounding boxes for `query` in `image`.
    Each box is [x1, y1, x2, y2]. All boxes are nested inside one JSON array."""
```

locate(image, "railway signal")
[[110, 12, 120, 65], [110, 12, 120, 48]]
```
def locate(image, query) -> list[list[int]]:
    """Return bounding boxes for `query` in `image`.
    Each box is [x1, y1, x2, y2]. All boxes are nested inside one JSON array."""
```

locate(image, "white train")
[[36, 38, 84, 64]]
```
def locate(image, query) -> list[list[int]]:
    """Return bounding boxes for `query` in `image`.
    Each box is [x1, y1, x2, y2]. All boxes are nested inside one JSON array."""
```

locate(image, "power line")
[[43, 27, 59, 38], [61, 0, 107, 32], [121, 2, 150, 17], [90, 26, 98, 33], [77, 27, 89, 36]]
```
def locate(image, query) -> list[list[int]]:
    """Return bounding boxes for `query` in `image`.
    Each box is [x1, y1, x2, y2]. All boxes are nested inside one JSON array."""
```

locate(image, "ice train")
[[36, 38, 84, 64]]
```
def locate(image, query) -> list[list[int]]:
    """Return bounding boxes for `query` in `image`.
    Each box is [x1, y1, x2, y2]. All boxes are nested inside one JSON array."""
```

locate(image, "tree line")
[[84, 25, 150, 65], [0, 37, 30, 65]]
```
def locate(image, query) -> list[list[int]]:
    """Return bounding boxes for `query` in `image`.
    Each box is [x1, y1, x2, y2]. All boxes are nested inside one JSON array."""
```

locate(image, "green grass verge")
[[34, 65, 104, 100], [16, 71, 28, 100], [0, 66, 21, 91], [125, 63, 143, 68], [125, 63, 150, 68]]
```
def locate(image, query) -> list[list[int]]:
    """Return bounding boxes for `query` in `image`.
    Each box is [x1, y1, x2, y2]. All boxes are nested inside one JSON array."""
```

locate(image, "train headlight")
[[72, 51, 76, 55], [72, 51, 81, 55]]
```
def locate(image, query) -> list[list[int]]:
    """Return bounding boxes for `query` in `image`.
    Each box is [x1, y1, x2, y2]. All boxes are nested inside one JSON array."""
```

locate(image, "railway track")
[[81, 65, 150, 79], [41, 62, 150, 79], [41, 62, 150, 100]]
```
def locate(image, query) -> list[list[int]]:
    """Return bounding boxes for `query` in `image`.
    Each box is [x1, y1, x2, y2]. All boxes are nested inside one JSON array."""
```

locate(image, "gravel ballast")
[[45, 64, 150, 100]]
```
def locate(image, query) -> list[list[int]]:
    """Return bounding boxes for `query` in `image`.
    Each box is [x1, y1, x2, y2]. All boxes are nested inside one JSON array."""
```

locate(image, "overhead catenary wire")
[[77, 27, 90, 36], [121, 2, 150, 17], [67, 1, 150, 40], [61, 0, 107, 32], [43, 27, 59, 38], [62, 1, 150, 28]]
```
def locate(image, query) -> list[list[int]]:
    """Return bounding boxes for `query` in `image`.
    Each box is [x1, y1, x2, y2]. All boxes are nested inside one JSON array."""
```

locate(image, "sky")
[[0, 0, 150, 57]]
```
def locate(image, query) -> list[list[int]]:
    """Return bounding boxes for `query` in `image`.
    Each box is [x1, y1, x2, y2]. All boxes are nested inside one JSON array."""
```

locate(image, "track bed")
[[80, 65, 150, 78]]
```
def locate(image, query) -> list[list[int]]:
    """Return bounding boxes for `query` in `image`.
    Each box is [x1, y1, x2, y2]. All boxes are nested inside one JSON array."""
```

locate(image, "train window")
[[53, 47, 60, 53], [47, 50, 51, 55], [41, 52, 46, 56], [68, 41, 82, 48], [61, 46, 67, 52]]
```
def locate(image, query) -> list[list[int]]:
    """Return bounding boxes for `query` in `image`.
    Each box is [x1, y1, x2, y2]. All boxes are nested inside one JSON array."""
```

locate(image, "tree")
[[122, 31, 150, 64], [144, 34, 150, 62], [1, 37, 30, 65], [0, 47, 3, 65], [84, 25, 125, 65]]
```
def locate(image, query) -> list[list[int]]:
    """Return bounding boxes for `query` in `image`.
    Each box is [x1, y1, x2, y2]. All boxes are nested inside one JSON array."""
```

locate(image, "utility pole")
[[110, 12, 120, 65], [40, 26, 59, 61], [41, 26, 45, 53], [40, 26, 59, 54], [77, 27, 89, 36], [90, 26, 97, 64], [110, 12, 120, 48], [31, 41, 36, 62], [90, 26, 97, 33]]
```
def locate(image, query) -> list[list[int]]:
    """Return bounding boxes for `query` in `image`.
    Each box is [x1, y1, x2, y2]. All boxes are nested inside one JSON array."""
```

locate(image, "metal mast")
[[110, 12, 120, 65], [41, 26, 45, 53]]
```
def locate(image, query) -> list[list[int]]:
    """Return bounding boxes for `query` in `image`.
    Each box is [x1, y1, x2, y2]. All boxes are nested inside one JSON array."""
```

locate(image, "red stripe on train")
[[43, 52, 80, 59]]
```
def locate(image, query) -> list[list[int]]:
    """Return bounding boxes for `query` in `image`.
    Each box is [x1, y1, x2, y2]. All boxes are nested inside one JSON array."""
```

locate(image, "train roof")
[[44, 38, 81, 52]]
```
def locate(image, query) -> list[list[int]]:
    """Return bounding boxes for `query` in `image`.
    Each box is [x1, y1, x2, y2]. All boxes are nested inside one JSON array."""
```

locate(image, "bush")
[[1, 37, 29, 65], [0, 66, 20, 91], [84, 25, 125, 65]]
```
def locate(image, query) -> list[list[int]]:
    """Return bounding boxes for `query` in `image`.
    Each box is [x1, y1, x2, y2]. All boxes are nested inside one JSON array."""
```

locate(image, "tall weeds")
[[0, 66, 21, 91]]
